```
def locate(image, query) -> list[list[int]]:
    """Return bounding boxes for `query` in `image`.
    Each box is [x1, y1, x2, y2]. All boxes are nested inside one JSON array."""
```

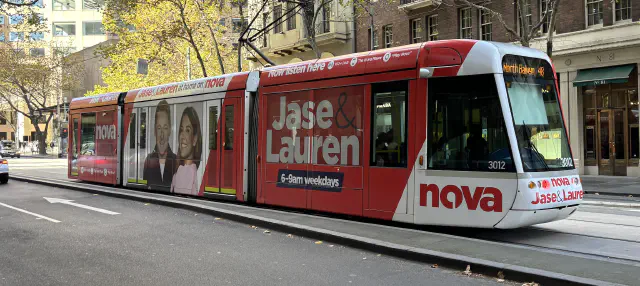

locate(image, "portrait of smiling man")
[[143, 100, 177, 191]]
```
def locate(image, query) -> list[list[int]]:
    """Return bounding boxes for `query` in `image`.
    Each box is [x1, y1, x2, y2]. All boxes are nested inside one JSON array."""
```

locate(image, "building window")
[[383, 25, 393, 48], [232, 18, 246, 33], [53, 47, 77, 57], [371, 81, 408, 168], [615, 0, 632, 22], [286, 2, 296, 31], [321, 4, 331, 33], [459, 7, 472, 39], [586, 0, 603, 26], [368, 28, 379, 50], [83, 0, 104, 9], [53, 23, 76, 36], [218, 19, 225, 27], [273, 5, 282, 34], [0, 118, 6, 125], [35, 0, 44, 8], [427, 14, 438, 41], [262, 12, 268, 47], [53, 0, 75, 10], [9, 32, 24, 42], [0, 16, 4, 25], [410, 18, 422, 44], [540, 0, 552, 34], [479, 8, 492, 40], [518, 0, 532, 36], [9, 15, 23, 25], [83, 22, 104, 35], [30, 48, 45, 57]]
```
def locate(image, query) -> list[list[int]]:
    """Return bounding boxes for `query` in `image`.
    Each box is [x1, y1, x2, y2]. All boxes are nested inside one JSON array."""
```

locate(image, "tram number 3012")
[[488, 161, 506, 170]]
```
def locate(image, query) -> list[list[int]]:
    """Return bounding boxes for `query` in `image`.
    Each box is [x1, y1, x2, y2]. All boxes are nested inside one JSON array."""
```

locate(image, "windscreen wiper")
[[521, 121, 550, 171]]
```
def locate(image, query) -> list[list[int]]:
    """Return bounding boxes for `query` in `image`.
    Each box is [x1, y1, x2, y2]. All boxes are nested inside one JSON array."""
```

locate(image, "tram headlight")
[[419, 155, 424, 166]]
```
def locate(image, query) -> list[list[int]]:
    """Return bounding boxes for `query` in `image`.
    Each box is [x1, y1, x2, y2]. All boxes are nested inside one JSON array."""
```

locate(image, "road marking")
[[582, 200, 640, 208], [43, 197, 120, 215], [0, 201, 61, 223]]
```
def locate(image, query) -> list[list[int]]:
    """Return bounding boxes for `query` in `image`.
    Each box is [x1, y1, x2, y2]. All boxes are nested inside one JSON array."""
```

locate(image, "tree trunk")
[[546, 0, 560, 56]]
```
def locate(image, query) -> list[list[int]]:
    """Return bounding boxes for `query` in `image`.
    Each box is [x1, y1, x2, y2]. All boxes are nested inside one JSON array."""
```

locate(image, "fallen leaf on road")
[[431, 264, 438, 269], [629, 195, 634, 197], [263, 230, 271, 234], [286, 234, 293, 238], [376, 254, 381, 257], [522, 282, 539, 286], [328, 245, 334, 247], [144, 203, 150, 206], [497, 271, 505, 279], [315, 241, 323, 244], [93, 194, 98, 196], [595, 193, 600, 195], [362, 257, 367, 260], [463, 265, 472, 276], [214, 218, 221, 220], [251, 226, 258, 229], [497, 279, 505, 282]]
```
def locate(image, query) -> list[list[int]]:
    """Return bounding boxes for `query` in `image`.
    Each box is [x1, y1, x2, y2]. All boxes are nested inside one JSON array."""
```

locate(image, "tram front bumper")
[[493, 205, 579, 229]]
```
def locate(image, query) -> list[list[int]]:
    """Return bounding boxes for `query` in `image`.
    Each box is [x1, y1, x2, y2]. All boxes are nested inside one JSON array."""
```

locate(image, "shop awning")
[[573, 64, 635, 87]]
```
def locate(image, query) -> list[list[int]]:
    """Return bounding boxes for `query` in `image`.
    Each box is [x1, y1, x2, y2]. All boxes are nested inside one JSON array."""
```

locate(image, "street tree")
[[0, 41, 82, 154], [88, 0, 244, 95]]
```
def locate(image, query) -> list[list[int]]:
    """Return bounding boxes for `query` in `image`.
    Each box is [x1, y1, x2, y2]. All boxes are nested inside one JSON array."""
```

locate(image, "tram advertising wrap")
[[266, 86, 364, 191]]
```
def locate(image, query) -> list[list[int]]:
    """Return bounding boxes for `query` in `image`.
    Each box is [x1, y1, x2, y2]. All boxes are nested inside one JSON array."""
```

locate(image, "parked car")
[[0, 140, 20, 158], [0, 155, 8, 184]]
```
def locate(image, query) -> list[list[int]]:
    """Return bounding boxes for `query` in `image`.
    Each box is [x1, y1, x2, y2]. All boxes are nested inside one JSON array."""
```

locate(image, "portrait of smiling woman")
[[171, 106, 203, 195]]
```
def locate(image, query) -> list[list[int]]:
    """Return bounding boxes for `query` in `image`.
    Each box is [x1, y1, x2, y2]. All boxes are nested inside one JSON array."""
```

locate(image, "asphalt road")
[[0, 179, 512, 286]]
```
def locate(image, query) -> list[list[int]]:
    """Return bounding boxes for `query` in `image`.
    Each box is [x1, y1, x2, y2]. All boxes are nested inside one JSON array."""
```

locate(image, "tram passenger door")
[[203, 99, 239, 196], [221, 99, 239, 195], [598, 109, 626, 176], [203, 100, 222, 194], [69, 114, 80, 178], [367, 81, 413, 215], [126, 108, 149, 185]]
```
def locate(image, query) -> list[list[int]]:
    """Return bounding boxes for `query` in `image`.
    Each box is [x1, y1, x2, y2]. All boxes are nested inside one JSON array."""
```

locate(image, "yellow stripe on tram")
[[204, 186, 219, 193], [220, 188, 236, 195]]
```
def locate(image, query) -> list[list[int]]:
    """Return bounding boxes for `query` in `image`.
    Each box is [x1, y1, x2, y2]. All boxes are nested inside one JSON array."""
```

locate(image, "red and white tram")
[[68, 40, 583, 228]]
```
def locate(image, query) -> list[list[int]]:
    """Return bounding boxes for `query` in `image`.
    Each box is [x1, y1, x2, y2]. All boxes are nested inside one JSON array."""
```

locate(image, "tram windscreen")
[[503, 55, 574, 171]]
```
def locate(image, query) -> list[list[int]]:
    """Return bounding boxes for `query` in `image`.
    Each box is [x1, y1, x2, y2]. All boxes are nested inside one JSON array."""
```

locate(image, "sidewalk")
[[582, 175, 640, 196], [10, 173, 636, 286]]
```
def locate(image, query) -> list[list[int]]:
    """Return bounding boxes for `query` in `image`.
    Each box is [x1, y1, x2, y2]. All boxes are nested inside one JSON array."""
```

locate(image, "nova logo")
[[96, 125, 116, 140], [419, 184, 503, 212], [205, 77, 226, 88]]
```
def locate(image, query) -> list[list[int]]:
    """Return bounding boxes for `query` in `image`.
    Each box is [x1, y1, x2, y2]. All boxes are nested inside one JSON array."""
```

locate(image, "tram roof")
[[124, 72, 251, 104], [70, 92, 122, 110]]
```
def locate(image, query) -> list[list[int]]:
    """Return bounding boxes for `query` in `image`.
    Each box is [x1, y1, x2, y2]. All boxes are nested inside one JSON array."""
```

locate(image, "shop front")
[[577, 65, 639, 176]]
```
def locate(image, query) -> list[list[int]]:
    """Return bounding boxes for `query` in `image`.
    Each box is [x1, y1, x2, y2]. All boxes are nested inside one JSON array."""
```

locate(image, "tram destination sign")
[[502, 55, 553, 80]]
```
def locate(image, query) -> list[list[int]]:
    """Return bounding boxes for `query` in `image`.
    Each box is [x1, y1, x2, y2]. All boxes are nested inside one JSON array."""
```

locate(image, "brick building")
[[356, 0, 640, 176]]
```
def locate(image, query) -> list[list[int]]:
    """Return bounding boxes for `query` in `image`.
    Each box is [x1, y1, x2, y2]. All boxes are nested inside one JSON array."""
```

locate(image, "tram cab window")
[[427, 75, 514, 172], [371, 81, 408, 168], [80, 113, 96, 156]]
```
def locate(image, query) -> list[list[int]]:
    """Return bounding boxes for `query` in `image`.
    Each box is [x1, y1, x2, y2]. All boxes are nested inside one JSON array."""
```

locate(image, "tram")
[[68, 40, 583, 228]]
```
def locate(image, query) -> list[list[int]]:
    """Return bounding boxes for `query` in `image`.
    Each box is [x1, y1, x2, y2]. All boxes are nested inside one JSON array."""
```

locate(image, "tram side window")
[[427, 75, 514, 172], [224, 106, 234, 150], [129, 113, 136, 149], [80, 113, 96, 156], [371, 81, 408, 167]]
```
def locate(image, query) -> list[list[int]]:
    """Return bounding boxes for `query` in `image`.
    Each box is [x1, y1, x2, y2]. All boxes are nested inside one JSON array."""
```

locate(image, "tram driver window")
[[80, 113, 96, 156], [427, 75, 514, 172], [371, 81, 408, 167]]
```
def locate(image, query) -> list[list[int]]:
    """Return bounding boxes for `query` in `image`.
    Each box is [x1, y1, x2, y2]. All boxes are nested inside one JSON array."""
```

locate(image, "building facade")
[[248, 0, 355, 68], [355, 0, 640, 177]]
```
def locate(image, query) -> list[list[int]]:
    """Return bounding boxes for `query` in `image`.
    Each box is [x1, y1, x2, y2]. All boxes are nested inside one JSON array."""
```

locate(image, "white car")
[[0, 156, 8, 184]]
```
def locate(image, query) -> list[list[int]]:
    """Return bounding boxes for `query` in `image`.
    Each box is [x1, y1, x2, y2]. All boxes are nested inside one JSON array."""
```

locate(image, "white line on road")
[[43, 197, 120, 215], [582, 200, 640, 208], [0, 201, 61, 223]]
